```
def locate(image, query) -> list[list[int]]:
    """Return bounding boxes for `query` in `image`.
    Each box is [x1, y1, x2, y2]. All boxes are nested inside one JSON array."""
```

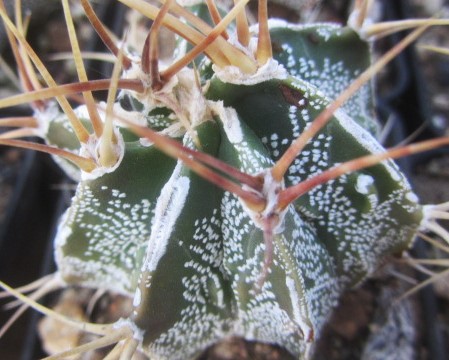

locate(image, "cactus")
[[0, 0, 448, 359]]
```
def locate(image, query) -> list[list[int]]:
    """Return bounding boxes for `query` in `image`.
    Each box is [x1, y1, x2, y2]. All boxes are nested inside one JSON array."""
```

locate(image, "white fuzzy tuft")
[[213, 58, 287, 85], [420, 202, 449, 244]]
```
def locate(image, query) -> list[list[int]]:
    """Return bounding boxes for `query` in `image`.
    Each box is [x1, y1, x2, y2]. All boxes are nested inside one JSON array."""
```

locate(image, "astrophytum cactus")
[[0, 0, 448, 359]]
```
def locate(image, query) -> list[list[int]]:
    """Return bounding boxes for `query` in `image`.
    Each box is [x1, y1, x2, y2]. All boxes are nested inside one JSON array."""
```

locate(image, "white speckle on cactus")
[[133, 287, 141, 307], [138, 197, 232, 358], [151, 312, 231, 360], [406, 192, 419, 203], [267, 19, 342, 36], [59, 257, 137, 294], [356, 174, 374, 194], [55, 184, 154, 294], [277, 27, 376, 134], [220, 189, 341, 356], [316, 26, 342, 41]]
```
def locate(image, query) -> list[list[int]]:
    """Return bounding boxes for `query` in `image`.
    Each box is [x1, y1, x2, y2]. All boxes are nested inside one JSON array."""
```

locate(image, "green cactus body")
[[2, 2, 430, 359], [206, 75, 422, 287]]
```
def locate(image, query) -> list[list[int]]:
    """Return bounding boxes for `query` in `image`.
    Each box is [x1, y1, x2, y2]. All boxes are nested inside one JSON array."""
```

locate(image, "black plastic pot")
[[0, 1, 446, 359], [0, 149, 67, 359]]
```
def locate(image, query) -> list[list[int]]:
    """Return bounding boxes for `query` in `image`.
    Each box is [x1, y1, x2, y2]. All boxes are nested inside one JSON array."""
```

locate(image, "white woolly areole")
[[260, 169, 287, 234], [121, 61, 178, 112], [176, 0, 204, 6], [213, 58, 287, 85], [33, 101, 60, 138], [123, 66, 209, 138], [421, 204, 435, 223], [242, 170, 287, 234], [420, 203, 449, 243], [122, 61, 149, 89], [143, 162, 190, 273], [113, 318, 145, 342], [174, 68, 210, 128], [347, 9, 376, 40], [80, 128, 126, 181], [73, 103, 92, 119]]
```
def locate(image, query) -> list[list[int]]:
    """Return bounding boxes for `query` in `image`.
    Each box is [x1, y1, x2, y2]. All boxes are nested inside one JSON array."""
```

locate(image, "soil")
[[0, 1, 448, 359]]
